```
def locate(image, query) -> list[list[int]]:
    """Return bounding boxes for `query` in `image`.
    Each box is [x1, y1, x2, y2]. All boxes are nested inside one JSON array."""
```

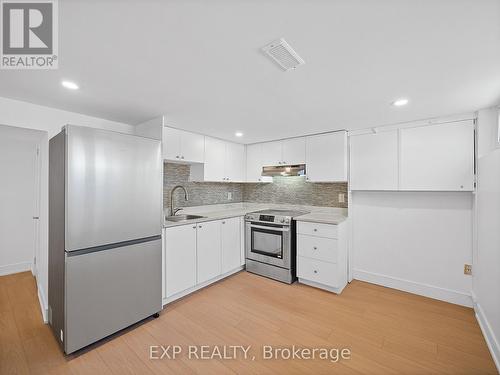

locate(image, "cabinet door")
[[197, 220, 222, 284], [350, 131, 398, 190], [306, 132, 347, 182], [282, 137, 306, 165], [400, 122, 474, 191], [260, 141, 283, 166], [246, 144, 263, 182], [180, 130, 205, 163], [225, 142, 245, 182], [204, 137, 226, 182], [221, 217, 241, 273], [162, 127, 182, 161], [165, 224, 197, 297]]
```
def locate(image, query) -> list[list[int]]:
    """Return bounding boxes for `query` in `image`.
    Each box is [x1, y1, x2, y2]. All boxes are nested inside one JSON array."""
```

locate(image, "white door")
[[400, 121, 474, 191], [282, 137, 306, 165], [225, 142, 245, 182], [221, 217, 241, 273], [0, 125, 41, 276], [350, 130, 399, 190], [165, 224, 197, 297], [260, 141, 282, 166], [246, 144, 263, 182], [197, 220, 222, 283], [162, 127, 182, 161], [180, 130, 204, 163], [204, 137, 226, 182], [306, 132, 347, 182]]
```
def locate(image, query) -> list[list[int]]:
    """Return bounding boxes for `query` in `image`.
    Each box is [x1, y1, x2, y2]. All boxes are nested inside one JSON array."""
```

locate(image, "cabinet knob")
[[176, 155, 179, 158], [258, 178, 261, 181], [313, 270, 318, 274], [192, 226, 196, 229], [313, 228, 318, 232], [181, 156, 184, 159], [313, 246, 317, 250], [222, 221, 225, 224]]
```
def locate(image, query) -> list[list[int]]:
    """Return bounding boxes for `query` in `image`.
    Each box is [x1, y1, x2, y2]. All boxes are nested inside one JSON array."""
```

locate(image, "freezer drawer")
[[64, 238, 161, 354]]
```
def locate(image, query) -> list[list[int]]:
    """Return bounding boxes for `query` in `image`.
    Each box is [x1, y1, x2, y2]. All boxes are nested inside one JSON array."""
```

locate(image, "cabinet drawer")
[[297, 256, 338, 287], [297, 221, 337, 239], [297, 235, 338, 263]]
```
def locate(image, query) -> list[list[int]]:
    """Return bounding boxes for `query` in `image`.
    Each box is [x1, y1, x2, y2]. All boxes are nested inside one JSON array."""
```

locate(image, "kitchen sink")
[[165, 214, 206, 222]]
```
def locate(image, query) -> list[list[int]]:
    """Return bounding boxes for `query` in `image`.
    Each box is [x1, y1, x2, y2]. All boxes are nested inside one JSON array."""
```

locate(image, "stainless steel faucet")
[[170, 185, 189, 215]]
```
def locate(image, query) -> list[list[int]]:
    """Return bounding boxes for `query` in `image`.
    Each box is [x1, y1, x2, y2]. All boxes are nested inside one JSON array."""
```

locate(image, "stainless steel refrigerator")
[[48, 125, 162, 354]]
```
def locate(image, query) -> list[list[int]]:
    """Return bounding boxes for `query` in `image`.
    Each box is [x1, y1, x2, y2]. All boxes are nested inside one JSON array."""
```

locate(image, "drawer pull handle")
[[313, 270, 318, 274]]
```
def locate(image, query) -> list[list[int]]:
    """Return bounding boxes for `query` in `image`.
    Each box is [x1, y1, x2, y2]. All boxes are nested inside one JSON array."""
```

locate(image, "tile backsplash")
[[163, 163, 348, 212]]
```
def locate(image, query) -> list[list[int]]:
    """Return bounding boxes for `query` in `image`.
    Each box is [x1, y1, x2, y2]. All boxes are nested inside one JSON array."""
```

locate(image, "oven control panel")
[[259, 215, 274, 222]]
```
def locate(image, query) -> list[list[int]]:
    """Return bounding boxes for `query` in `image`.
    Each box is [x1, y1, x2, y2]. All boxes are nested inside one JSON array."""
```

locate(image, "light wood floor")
[[0, 271, 497, 374]]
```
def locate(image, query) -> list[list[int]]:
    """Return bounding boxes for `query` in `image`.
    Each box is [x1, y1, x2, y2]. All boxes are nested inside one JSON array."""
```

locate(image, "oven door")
[[245, 222, 291, 268]]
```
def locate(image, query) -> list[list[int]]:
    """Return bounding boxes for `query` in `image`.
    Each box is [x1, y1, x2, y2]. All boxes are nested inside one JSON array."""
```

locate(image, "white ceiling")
[[1, 0, 499, 144]]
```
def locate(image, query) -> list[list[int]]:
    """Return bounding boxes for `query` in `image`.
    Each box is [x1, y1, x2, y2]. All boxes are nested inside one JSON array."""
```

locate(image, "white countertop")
[[163, 203, 347, 228]]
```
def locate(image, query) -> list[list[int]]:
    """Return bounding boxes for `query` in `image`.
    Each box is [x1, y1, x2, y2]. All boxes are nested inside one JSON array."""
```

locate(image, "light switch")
[[227, 192, 233, 200]]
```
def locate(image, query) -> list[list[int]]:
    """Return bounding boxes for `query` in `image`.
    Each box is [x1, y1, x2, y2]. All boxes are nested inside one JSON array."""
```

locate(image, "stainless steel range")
[[245, 209, 308, 284]]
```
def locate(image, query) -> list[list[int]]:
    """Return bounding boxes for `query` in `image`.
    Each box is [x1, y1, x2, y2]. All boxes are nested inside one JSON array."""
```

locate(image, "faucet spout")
[[170, 185, 189, 216]]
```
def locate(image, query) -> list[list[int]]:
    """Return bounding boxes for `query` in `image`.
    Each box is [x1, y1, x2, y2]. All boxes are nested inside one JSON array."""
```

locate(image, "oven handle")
[[248, 223, 290, 232]]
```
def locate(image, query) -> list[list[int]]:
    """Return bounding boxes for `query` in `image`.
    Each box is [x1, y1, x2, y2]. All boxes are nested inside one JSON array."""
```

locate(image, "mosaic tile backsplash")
[[163, 163, 348, 212]]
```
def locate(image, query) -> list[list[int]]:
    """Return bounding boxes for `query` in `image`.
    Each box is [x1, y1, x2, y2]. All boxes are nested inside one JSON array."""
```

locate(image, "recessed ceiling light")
[[392, 98, 409, 107], [235, 132, 243, 137], [62, 80, 79, 90]]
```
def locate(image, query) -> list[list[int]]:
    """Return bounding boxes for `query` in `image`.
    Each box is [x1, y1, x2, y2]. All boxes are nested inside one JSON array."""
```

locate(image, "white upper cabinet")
[[203, 137, 226, 182], [400, 121, 474, 191], [350, 130, 399, 190], [282, 137, 306, 165], [260, 141, 282, 166], [162, 126, 204, 163], [225, 142, 246, 182], [246, 144, 263, 182], [306, 132, 348, 182]]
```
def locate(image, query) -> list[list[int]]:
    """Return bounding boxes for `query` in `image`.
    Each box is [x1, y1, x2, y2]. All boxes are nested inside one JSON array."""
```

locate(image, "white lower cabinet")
[[221, 217, 242, 273], [163, 216, 244, 304], [164, 224, 197, 298], [297, 220, 348, 294], [197, 221, 222, 284]]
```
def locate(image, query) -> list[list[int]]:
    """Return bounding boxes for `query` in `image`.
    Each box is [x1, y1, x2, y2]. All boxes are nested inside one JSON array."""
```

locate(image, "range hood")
[[261, 164, 306, 177]]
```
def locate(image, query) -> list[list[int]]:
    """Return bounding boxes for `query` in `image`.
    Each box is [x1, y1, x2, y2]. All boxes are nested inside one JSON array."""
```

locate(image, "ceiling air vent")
[[262, 38, 305, 71]]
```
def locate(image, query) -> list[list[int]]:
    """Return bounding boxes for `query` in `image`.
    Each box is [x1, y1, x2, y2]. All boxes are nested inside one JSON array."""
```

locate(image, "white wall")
[[0, 126, 44, 276], [0, 96, 133, 322], [351, 191, 473, 306], [474, 107, 500, 371]]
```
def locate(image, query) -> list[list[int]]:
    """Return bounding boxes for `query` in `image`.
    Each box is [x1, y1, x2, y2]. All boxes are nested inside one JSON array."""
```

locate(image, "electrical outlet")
[[227, 192, 233, 201], [338, 193, 345, 203], [464, 264, 472, 275]]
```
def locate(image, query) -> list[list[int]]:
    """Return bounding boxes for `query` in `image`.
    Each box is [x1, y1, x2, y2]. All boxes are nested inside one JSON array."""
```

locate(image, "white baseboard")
[[352, 269, 473, 307], [0, 261, 32, 276], [473, 293, 500, 373], [37, 282, 48, 324], [163, 266, 244, 306]]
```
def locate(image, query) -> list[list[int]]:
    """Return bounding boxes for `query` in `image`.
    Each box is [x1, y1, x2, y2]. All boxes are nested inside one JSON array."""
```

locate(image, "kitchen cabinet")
[[400, 121, 474, 191], [202, 137, 226, 182], [164, 224, 197, 298], [246, 143, 264, 182], [197, 221, 222, 284], [259, 138, 306, 167], [162, 126, 204, 163], [260, 141, 282, 166], [282, 137, 306, 165], [296, 220, 348, 294], [225, 142, 245, 182], [221, 217, 241, 273], [350, 130, 399, 190], [193, 137, 245, 182], [306, 131, 347, 182]]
